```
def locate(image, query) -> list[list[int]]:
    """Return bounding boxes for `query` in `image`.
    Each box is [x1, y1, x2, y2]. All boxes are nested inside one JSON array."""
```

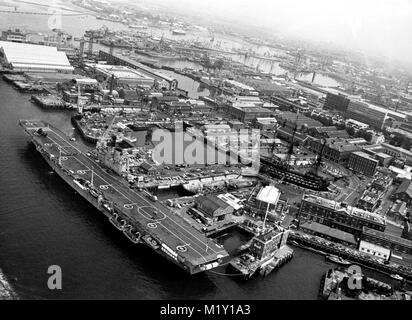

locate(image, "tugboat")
[[172, 29, 187, 35], [325, 254, 352, 266]]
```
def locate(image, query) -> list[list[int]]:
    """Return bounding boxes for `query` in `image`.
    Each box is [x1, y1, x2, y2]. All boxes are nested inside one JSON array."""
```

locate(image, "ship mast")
[[262, 201, 270, 232]]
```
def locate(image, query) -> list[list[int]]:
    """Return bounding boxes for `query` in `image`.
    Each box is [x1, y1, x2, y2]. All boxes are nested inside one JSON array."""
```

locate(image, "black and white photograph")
[[0, 0, 412, 307]]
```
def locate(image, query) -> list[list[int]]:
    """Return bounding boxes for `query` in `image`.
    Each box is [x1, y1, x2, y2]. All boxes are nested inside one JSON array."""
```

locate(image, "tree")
[[213, 59, 224, 71], [346, 126, 355, 137], [364, 131, 373, 142]]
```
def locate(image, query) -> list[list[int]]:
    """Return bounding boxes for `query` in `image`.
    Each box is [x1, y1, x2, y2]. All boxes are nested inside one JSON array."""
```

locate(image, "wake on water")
[[0, 269, 19, 300]]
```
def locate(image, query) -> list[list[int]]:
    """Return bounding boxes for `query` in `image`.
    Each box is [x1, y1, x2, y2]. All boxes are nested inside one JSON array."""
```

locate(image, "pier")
[[289, 232, 412, 282]]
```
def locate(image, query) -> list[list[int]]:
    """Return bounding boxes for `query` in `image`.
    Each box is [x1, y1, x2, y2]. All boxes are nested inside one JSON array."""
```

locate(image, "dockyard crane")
[[97, 114, 118, 151], [53, 28, 64, 51]]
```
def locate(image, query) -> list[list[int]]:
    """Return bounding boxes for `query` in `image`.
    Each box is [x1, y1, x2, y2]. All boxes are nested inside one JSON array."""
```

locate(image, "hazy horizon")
[[129, 0, 412, 67]]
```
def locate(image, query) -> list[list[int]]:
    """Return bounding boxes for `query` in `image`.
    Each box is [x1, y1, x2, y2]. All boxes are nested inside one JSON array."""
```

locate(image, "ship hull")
[[31, 139, 198, 273], [260, 158, 329, 191], [21, 121, 228, 275]]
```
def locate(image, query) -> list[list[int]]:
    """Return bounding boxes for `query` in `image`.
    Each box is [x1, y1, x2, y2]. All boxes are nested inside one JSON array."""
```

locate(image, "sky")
[[144, 0, 412, 65]]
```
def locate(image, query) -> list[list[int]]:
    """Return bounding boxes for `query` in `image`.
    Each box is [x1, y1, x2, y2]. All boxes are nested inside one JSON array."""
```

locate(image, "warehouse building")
[[306, 137, 360, 165], [324, 91, 351, 113], [226, 105, 273, 122], [274, 111, 323, 131], [255, 185, 281, 213], [392, 179, 412, 206], [346, 100, 407, 130], [99, 50, 178, 90], [91, 64, 155, 87], [347, 151, 379, 177], [298, 194, 386, 237], [195, 194, 234, 222], [360, 227, 412, 262], [0, 41, 74, 73]]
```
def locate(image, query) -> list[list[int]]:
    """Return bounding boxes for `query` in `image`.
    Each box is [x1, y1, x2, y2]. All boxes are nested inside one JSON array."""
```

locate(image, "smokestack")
[[56, 32, 61, 51], [79, 38, 85, 64], [312, 72, 316, 83], [109, 41, 114, 56], [109, 74, 115, 95], [88, 37, 93, 57]]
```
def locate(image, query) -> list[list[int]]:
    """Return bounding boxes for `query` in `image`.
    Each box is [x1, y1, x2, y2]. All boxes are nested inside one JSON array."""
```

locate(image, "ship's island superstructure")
[[19, 120, 229, 274]]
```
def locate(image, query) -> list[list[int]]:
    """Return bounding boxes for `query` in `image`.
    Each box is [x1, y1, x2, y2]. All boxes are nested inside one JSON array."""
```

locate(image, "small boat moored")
[[325, 254, 352, 266], [390, 274, 403, 281]]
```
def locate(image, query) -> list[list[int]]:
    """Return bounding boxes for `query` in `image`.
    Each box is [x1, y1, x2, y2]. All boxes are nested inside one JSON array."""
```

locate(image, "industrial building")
[[0, 41, 74, 73], [403, 222, 412, 241], [306, 137, 360, 165], [299, 221, 358, 248], [255, 185, 281, 213], [323, 89, 361, 113], [392, 179, 412, 206], [324, 90, 351, 112], [270, 96, 312, 113], [308, 126, 349, 139], [195, 194, 234, 222], [161, 101, 192, 115], [249, 229, 290, 260], [274, 111, 322, 131], [359, 227, 412, 262], [223, 79, 257, 95], [91, 64, 155, 87], [380, 143, 412, 165], [226, 105, 273, 122], [298, 194, 386, 237], [346, 100, 407, 130], [255, 118, 278, 130], [347, 151, 379, 177], [99, 50, 178, 90]]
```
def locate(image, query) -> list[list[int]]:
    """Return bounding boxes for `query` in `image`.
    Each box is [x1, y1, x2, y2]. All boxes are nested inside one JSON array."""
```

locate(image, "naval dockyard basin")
[[1, 0, 412, 301]]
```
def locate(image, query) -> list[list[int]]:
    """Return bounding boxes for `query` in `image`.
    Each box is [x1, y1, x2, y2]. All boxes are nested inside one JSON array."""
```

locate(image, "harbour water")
[[0, 76, 407, 300], [0, 0, 341, 93]]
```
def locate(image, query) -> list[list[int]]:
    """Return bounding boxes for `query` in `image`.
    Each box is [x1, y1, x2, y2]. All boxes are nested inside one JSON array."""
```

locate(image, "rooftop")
[[349, 100, 407, 119], [196, 194, 231, 215], [224, 79, 255, 91], [302, 194, 386, 225], [0, 41, 73, 72], [363, 227, 412, 248], [256, 186, 280, 205], [394, 179, 412, 198], [300, 221, 357, 245], [94, 64, 153, 81], [351, 151, 378, 161]]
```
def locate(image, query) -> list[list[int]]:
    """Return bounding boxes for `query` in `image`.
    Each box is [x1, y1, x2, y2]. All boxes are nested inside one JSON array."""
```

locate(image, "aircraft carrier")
[[19, 120, 229, 275]]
